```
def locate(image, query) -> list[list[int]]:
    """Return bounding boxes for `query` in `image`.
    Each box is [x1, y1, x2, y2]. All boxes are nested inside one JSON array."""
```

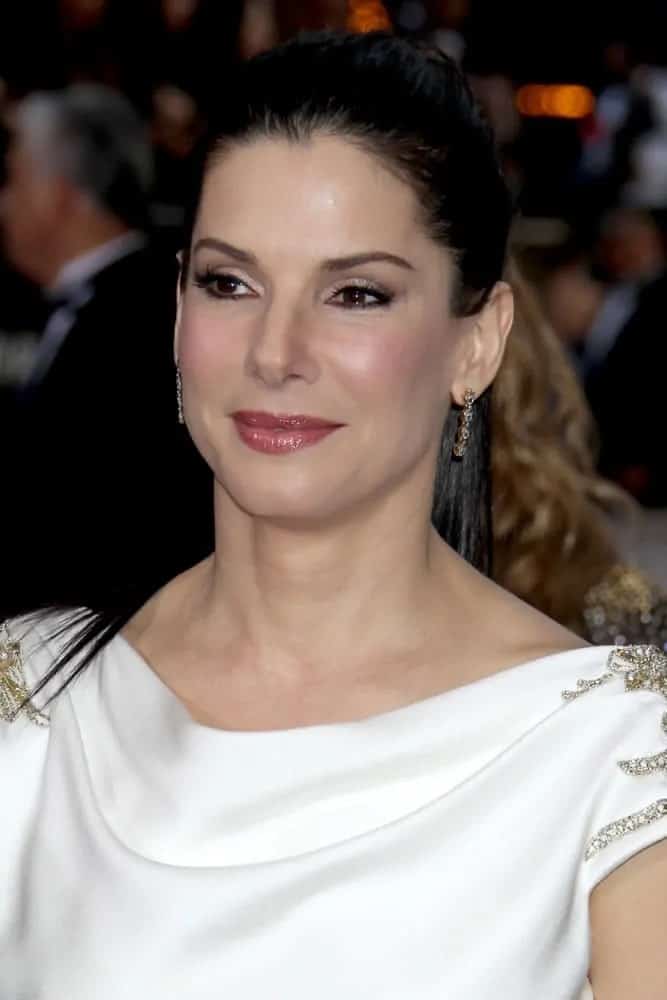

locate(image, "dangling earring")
[[452, 388, 475, 458], [176, 366, 184, 424]]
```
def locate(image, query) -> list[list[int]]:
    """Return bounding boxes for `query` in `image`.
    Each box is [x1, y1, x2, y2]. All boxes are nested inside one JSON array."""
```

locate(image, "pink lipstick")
[[231, 411, 344, 454]]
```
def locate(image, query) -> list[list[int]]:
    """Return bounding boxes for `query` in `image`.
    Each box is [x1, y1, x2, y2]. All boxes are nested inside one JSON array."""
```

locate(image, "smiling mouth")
[[230, 411, 345, 454]]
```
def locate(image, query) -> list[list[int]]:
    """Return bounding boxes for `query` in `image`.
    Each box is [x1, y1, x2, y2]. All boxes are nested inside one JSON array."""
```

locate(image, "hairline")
[[187, 127, 468, 310]]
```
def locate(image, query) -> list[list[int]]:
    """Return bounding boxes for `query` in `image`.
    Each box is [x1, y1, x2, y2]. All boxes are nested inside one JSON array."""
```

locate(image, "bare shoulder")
[[496, 579, 587, 655], [458, 559, 589, 674]]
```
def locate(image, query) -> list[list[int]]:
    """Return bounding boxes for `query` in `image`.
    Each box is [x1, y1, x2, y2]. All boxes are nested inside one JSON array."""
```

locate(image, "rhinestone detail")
[[584, 800, 667, 861], [0, 622, 49, 727], [561, 672, 614, 700], [618, 749, 667, 776], [562, 645, 667, 860], [452, 389, 475, 459]]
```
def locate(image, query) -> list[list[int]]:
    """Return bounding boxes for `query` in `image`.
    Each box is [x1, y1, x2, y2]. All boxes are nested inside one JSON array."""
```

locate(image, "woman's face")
[[176, 134, 475, 524]]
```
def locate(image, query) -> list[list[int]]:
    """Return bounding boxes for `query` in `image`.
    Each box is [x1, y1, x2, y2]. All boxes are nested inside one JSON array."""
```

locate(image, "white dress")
[[1, 615, 666, 1000]]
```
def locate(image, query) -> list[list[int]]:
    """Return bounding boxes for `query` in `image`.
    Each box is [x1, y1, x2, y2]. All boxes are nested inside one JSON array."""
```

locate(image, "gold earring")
[[452, 388, 475, 458], [176, 366, 184, 424]]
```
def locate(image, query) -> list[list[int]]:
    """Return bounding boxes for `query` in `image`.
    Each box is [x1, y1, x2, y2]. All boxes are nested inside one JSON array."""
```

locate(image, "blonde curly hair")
[[491, 260, 628, 631]]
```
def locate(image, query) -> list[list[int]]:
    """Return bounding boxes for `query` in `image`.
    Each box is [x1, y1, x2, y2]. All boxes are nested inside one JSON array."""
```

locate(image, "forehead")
[[195, 134, 437, 262]]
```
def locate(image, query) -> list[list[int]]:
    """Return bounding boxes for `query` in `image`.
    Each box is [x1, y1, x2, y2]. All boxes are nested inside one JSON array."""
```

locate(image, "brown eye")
[[193, 272, 253, 298], [330, 285, 392, 308]]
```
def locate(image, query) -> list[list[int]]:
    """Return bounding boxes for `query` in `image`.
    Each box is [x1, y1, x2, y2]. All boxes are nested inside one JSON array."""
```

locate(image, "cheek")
[[336, 323, 448, 414], [178, 304, 242, 385], [4, 184, 28, 232], [8, 186, 52, 247], [5, 203, 39, 266]]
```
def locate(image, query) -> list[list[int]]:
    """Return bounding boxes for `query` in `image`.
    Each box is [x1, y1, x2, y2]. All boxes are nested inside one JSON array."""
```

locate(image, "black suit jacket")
[[586, 272, 667, 507], [4, 245, 212, 615]]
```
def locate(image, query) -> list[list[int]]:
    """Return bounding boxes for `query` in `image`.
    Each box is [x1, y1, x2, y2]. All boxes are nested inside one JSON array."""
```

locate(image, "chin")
[[218, 467, 346, 524]]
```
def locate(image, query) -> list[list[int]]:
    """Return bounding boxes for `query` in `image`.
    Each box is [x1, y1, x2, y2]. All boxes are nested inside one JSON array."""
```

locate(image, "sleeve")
[[0, 609, 86, 719], [0, 617, 51, 726], [0, 619, 51, 912], [577, 645, 667, 895]]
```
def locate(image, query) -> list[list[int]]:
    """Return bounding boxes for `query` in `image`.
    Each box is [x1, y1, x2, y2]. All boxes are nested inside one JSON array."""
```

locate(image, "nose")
[[245, 302, 319, 388]]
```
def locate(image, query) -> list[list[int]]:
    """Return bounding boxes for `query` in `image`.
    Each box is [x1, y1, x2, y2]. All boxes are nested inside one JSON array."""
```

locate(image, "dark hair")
[[22, 30, 511, 702]]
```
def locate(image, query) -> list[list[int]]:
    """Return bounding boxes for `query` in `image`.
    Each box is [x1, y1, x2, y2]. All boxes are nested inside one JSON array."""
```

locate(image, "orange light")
[[346, 0, 392, 32], [516, 84, 595, 119]]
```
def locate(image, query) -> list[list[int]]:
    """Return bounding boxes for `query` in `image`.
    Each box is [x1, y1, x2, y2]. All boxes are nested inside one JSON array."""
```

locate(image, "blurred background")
[[1, 0, 665, 610]]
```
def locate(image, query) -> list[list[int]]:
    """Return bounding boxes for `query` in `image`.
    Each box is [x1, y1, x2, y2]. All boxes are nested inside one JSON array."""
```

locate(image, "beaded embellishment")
[[0, 621, 49, 727], [562, 645, 667, 860]]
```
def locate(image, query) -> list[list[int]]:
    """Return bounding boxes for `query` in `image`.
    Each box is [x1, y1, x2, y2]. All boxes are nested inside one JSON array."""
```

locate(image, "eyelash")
[[192, 270, 393, 309], [328, 281, 393, 309], [193, 271, 251, 299]]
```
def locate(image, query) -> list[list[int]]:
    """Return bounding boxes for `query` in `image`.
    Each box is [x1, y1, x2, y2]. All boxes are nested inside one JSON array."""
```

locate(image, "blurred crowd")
[[1, 0, 666, 614]]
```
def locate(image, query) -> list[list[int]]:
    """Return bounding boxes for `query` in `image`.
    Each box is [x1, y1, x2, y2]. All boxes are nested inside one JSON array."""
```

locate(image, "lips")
[[231, 411, 342, 430], [230, 411, 344, 454]]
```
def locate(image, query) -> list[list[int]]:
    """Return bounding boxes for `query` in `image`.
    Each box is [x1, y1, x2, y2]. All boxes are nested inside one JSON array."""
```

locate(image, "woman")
[[1, 32, 666, 998], [492, 262, 667, 646]]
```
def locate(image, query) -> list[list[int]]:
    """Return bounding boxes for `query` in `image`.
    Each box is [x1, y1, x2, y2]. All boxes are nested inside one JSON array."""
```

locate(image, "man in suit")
[[585, 270, 667, 507], [2, 85, 211, 614]]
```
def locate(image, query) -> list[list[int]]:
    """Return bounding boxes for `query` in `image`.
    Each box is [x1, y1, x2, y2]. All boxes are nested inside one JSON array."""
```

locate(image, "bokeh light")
[[346, 0, 392, 32], [516, 84, 595, 120]]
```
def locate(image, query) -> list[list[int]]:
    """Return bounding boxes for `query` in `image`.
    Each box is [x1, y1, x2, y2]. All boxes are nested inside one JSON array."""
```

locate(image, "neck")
[[187, 481, 461, 683], [44, 212, 132, 288]]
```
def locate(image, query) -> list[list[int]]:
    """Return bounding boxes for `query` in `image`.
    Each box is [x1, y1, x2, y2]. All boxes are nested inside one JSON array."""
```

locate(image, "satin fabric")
[[1, 619, 666, 998]]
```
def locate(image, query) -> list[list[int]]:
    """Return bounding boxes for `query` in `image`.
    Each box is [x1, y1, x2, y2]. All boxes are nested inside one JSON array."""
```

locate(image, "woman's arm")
[[589, 838, 667, 998]]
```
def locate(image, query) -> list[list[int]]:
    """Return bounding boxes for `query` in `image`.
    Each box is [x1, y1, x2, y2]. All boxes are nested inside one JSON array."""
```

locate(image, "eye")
[[329, 283, 393, 309], [192, 270, 255, 299]]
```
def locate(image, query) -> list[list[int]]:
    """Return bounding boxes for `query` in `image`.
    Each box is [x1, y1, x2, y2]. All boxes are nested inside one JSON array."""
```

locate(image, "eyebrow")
[[192, 238, 415, 272], [322, 252, 415, 272], [193, 237, 257, 264]]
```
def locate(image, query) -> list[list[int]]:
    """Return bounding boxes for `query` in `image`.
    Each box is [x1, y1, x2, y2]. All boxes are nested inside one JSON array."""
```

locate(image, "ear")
[[450, 281, 514, 404], [174, 250, 185, 365]]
